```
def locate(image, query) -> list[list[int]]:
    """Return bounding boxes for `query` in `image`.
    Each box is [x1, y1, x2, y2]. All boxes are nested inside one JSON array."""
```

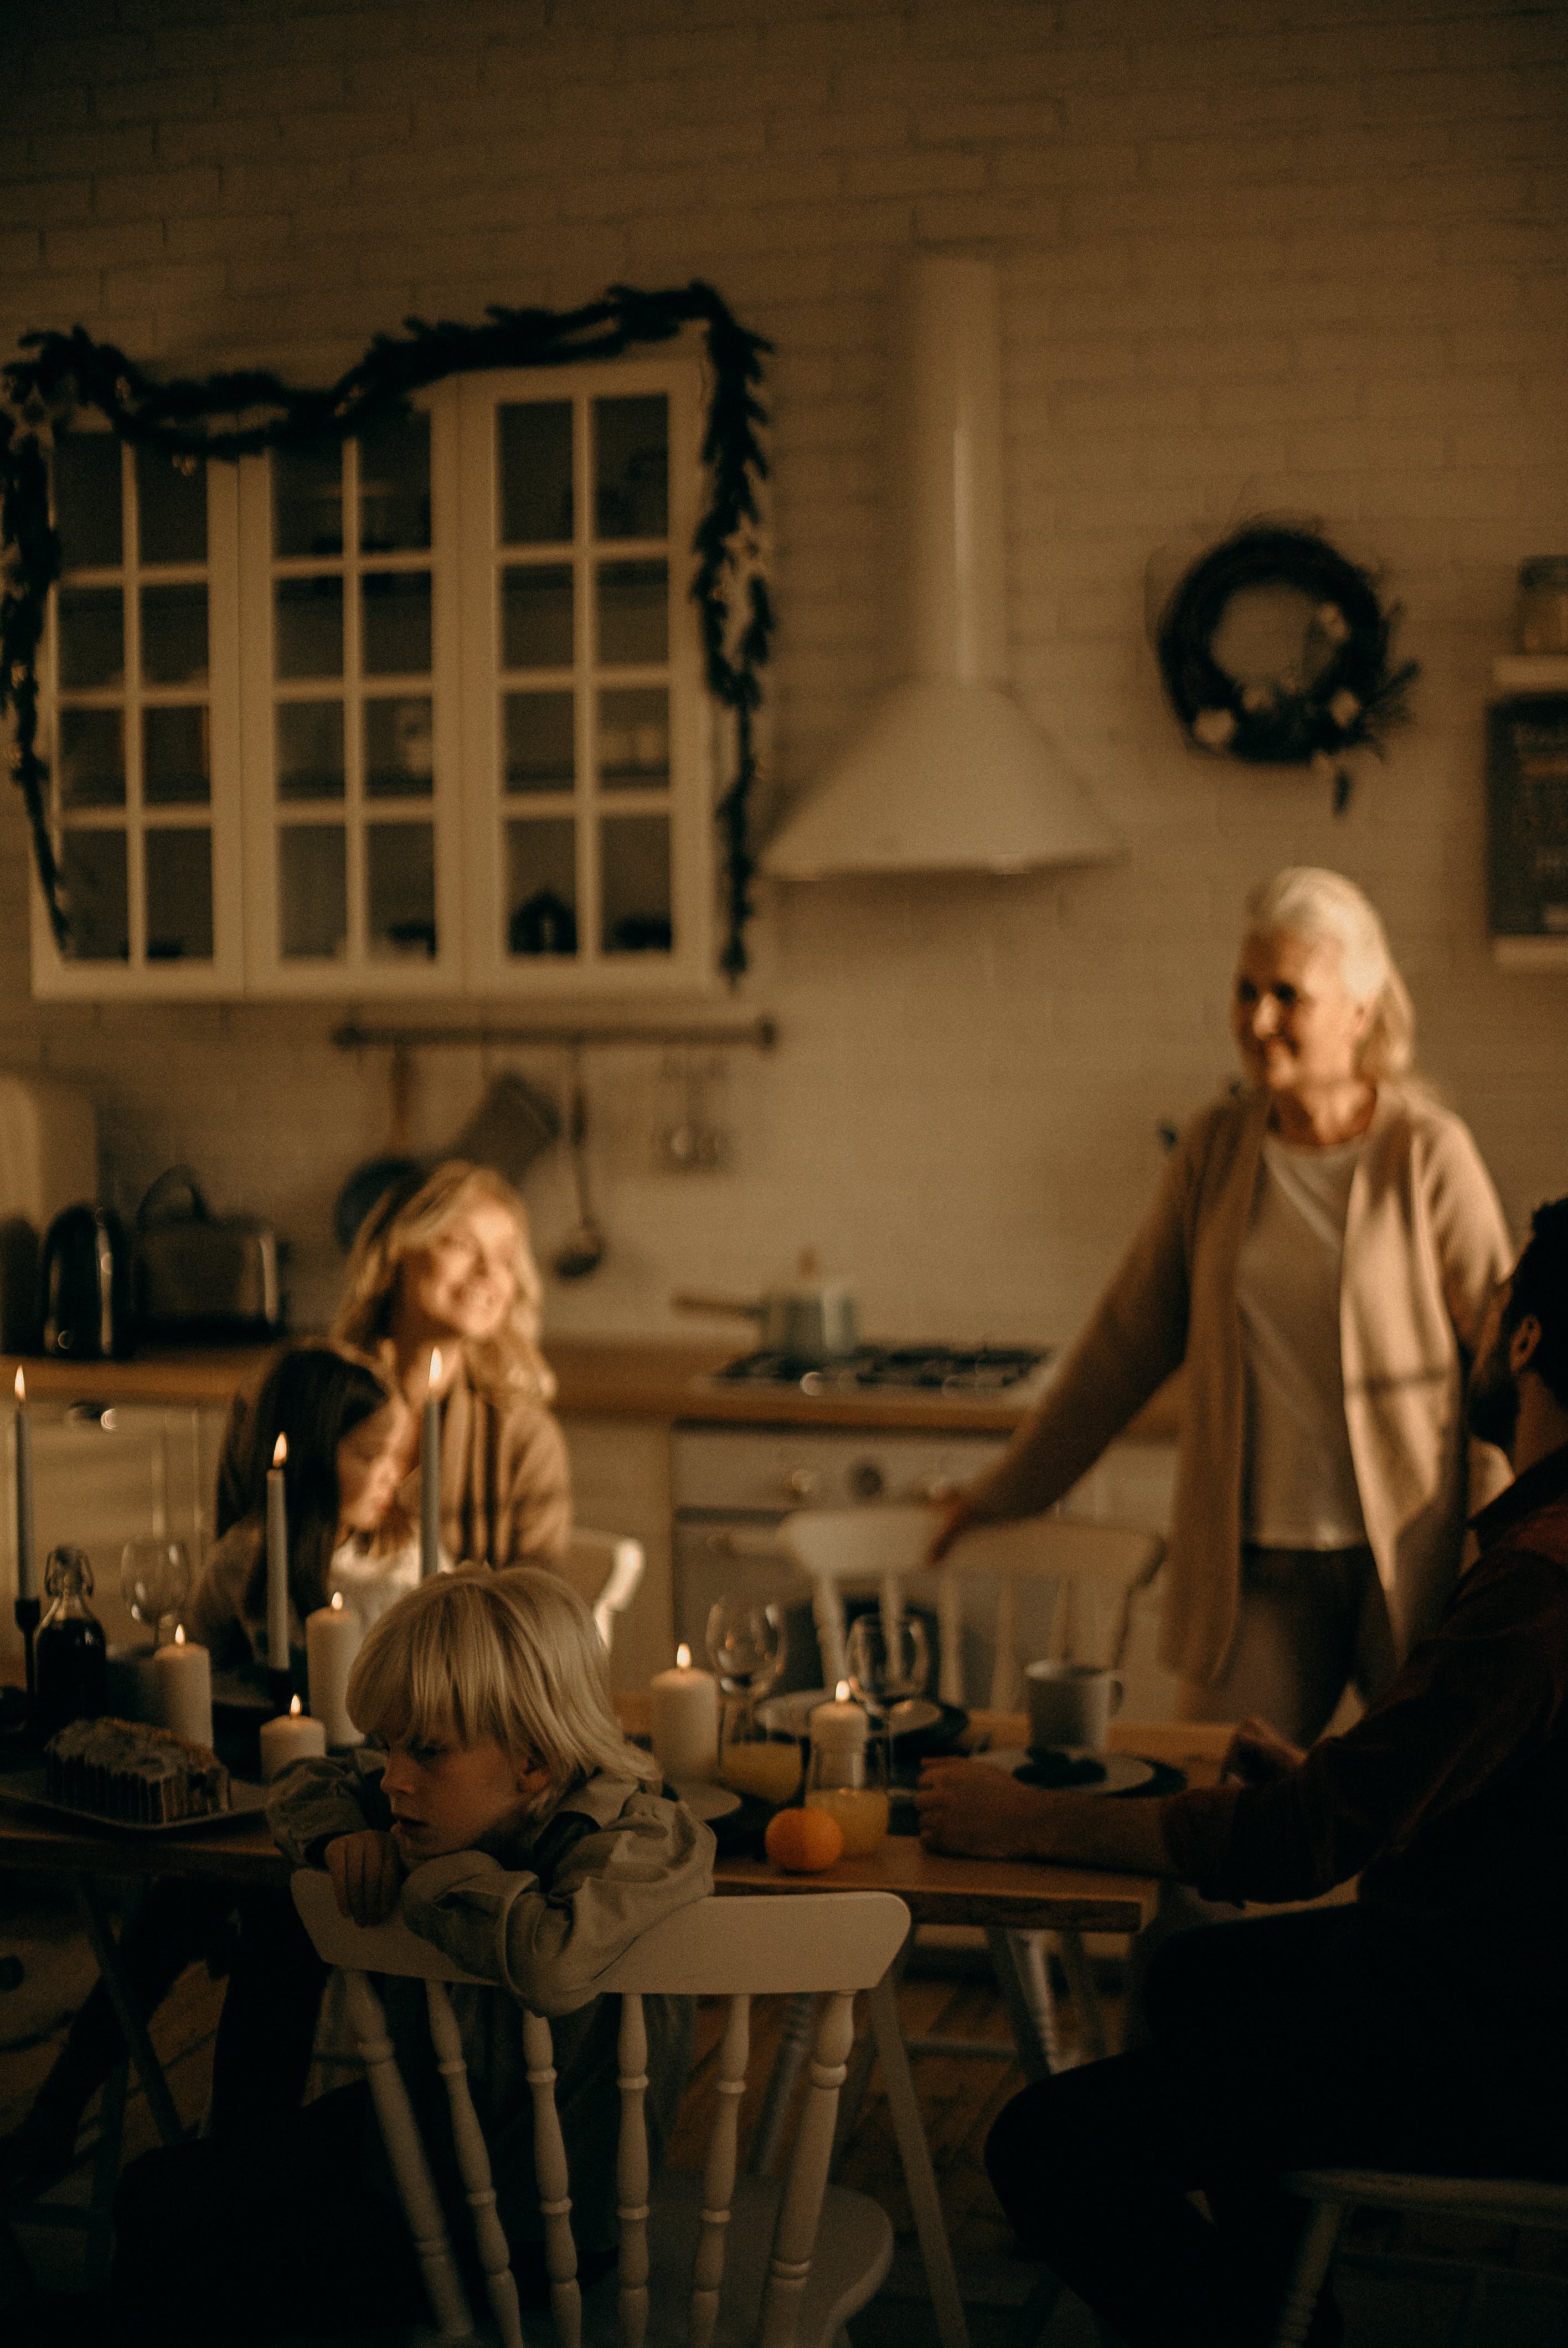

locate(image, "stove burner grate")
[[716, 1342, 1050, 1393]]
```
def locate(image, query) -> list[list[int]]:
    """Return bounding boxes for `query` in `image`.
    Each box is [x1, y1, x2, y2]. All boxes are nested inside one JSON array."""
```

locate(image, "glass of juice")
[[804, 1709, 889, 1857], [718, 1703, 802, 1805]]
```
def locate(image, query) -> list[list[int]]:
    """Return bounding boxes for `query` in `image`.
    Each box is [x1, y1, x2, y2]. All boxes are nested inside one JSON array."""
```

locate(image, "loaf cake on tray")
[[45, 1717, 231, 1825]]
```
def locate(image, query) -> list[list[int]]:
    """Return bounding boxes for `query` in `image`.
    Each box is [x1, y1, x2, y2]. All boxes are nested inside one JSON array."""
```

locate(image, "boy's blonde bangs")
[[346, 1566, 657, 1796]]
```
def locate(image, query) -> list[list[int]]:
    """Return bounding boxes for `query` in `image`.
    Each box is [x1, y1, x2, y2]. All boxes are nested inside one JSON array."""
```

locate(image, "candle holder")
[[12, 1594, 40, 1742]]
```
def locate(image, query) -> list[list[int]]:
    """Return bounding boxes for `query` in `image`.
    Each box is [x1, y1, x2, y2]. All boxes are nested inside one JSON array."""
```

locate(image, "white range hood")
[[765, 256, 1117, 879]]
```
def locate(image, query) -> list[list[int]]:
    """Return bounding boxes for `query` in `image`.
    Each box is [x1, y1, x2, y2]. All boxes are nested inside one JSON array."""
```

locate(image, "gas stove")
[[714, 1341, 1051, 1395]]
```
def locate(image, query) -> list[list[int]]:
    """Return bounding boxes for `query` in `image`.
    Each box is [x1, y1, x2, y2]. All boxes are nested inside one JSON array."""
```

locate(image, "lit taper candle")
[[420, 1346, 442, 1579], [13, 1367, 35, 1605], [266, 1433, 290, 1682]]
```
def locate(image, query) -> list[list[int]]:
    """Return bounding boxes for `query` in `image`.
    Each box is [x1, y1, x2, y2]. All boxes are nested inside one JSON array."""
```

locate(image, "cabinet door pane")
[[596, 560, 668, 664], [594, 394, 668, 539], [58, 586, 124, 688], [60, 830, 130, 960], [359, 414, 431, 553], [502, 564, 573, 668], [598, 686, 668, 787], [367, 821, 436, 960], [136, 448, 207, 564], [143, 706, 210, 806], [275, 576, 344, 678], [276, 701, 345, 800], [141, 583, 209, 686], [504, 691, 574, 792], [59, 708, 125, 809], [601, 813, 672, 954], [365, 696, 434, 799], [362, 570, 432, 675], [505, 819, 577, 956], [55, 434, 122, 569], [498, 402, 573, 545], [278, 825, 347, 959], [145, 827, 214, 960], [274, 446, 343, 558]]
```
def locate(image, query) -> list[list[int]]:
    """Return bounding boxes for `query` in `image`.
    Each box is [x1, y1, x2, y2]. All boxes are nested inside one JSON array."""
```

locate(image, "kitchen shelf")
[[1493, 654, 1568, 692], [332, 1015, 777, 1053]]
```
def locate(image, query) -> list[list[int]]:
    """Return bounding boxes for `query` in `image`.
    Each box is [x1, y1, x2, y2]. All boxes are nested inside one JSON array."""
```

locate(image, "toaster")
[[133, 1167, 282, 1341]]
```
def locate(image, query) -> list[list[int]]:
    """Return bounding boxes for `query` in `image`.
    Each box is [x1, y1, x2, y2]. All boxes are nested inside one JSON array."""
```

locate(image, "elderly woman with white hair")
[[933, 867, 1513, 1745]]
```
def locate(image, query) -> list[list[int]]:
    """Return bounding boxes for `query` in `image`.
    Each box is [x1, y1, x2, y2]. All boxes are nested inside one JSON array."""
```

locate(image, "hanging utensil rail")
[[331, 1017, 778, 1054]]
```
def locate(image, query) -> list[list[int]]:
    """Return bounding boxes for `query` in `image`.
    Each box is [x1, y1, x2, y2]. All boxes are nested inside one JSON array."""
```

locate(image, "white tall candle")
[[152, 1625, 213, 1748], [420, 1346, 442, 1580], [649, 1644, 719, 1782], [266, 1433, 290, 1676], [306, 1589, 364, 1749], [259, 1692, 327, 1783], [13, 1367, 34, 1603]]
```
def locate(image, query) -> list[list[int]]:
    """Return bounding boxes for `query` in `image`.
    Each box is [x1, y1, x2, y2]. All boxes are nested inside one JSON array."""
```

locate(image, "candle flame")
[[289, 1694, 302, 1717], [13, 1367, 23, 1403], [430, 1345, 443, 1386], [331, 1590, 344, 1610], [174, 1625, 185, 1646], [835, 1680, 851, 1702], [676, 1643, 692, 1668], [273, 1434, 287, 1466]]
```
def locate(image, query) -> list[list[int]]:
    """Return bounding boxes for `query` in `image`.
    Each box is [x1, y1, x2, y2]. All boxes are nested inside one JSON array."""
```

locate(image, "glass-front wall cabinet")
[[38, 429, 244, 992], [32, 357, 713, 998]]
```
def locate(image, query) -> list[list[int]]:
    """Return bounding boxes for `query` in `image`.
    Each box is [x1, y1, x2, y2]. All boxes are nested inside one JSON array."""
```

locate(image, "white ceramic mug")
[[1024, 1660, 1123, 1754]]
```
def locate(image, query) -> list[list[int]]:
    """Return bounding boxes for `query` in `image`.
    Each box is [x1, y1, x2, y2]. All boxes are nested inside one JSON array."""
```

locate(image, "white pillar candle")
[[13, 1367, 34, 1603], [808, 1681, 869, 1751], [649, 1644, 719, 1783], [259, 1692, 327, 1783], [420, 1346, 442, 1580], [306, 1589, 364, 1749], [266, 1433, 290, 1676], [152, 1625, 213, 1749]]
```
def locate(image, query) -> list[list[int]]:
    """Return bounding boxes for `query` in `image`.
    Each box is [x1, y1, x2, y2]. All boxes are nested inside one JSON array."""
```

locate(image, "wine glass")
[[705, 1599, 785, 1703], [845, 1608, 932, 1785], [120, 1538, 191, 1651]]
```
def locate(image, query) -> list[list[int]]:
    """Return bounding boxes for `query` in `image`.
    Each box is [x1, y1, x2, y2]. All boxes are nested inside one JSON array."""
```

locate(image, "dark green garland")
[[1156, 524, 1418, 813], [1, 282, 772, 976]]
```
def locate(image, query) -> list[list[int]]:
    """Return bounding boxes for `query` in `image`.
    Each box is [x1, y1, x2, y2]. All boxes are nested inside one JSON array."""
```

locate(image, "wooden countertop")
[[0, 1339, 1182, 1441]]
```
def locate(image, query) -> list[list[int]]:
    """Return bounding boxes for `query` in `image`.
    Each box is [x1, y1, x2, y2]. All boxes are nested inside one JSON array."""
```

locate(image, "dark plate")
[[891, 1700, 969, 1762]]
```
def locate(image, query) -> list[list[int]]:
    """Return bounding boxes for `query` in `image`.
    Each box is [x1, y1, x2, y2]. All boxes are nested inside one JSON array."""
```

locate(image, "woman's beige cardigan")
[[968, 1087, 1514, 1685]]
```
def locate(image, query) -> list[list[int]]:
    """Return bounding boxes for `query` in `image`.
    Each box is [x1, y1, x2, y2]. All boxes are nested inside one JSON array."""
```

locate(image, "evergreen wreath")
[[0, 282, 772, 976], [1155, 523, 1418, 813]]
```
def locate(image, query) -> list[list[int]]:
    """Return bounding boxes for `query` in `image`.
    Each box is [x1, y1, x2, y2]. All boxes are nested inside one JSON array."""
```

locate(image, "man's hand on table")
[[325, 1829, 407, 1925], [916, 1757, 1176, 1877]]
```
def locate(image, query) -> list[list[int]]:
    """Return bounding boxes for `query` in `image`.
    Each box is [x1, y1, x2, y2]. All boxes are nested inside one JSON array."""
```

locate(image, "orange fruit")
[[765, 1806, 844, 1873]]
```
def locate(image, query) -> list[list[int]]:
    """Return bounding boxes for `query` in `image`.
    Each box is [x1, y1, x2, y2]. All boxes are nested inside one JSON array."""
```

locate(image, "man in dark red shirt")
[[917, 1197, 1568, 2348]]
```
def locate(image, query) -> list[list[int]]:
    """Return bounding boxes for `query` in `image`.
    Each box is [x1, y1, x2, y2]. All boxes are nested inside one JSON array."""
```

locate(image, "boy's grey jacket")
[[269, 1753, 715, 2254]]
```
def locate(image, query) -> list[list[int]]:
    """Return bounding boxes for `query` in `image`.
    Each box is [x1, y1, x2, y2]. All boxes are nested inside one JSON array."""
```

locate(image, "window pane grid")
[[269, 424, 438, 967], [51, 440, 216, 965], [494, 387, 675, 966]]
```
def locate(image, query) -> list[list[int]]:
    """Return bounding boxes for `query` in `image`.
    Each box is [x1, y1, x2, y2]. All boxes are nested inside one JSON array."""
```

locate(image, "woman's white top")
[[1237, 1132, 1368, 1548], [326, 1531, 426, 1628]]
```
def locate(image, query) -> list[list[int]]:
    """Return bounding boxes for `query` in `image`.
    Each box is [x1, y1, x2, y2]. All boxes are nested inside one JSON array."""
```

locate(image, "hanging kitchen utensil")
[[553, 1057, 605, 1280], [449, 1070, 560, 1190], [333, 1046, 425, 1254]]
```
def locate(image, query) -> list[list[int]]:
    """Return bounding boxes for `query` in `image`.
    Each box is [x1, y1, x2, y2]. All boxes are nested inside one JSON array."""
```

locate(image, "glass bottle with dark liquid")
[[34, 1546, 107, 1744]]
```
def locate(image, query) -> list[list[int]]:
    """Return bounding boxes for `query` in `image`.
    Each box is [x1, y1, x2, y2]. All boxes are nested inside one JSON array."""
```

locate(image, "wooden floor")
[[4, 1873, 1568, 2347]]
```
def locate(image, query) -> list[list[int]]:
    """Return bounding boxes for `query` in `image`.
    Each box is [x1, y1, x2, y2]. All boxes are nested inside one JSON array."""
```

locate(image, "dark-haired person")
[[916, 1197, 1568, 2348]]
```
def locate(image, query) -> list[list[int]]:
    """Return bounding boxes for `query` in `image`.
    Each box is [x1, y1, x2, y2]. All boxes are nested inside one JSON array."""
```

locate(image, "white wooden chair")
[[557, 1530, 646, 1656], [1272, 2165, 1568, 2346], [772, 1506, 1163, 2077], [291, 1872, 910, 2348]]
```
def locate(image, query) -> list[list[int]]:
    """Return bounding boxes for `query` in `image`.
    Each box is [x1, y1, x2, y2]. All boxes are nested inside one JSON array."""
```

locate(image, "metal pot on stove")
[[671, 1277, 859, 1360]]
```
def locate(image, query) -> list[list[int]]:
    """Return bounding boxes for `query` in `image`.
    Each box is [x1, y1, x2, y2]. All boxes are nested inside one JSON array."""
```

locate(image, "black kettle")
[[41, 1203, 135, 1359]]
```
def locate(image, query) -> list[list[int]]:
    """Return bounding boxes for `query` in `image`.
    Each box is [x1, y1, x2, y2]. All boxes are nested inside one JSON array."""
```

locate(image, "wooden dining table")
[[0, 1711, 1230, 2348]]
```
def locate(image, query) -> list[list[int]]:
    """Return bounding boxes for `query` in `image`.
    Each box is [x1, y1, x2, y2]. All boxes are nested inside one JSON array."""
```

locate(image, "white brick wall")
[[2, 0, 1566, 1345]]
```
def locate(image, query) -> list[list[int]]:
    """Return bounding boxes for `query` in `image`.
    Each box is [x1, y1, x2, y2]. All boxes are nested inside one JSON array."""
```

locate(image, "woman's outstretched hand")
[[325, 1829, 408, 1925], [916, 1757, 1044, 1858], [926, 1490, 979, 1566], [1221, 1714, 1307, 1786]]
